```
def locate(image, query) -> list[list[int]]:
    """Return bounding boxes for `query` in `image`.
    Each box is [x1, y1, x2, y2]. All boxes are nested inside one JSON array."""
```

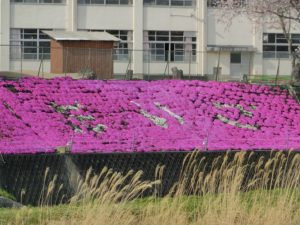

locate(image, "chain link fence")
[[0, 44, 298, 84], [1, 150, 299, 205], [1, 44, 300, 206]]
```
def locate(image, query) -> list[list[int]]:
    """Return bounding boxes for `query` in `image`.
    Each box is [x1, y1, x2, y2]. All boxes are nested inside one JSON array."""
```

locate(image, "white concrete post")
[[132, 0, 143, 79], [66, 0, 77, 31], [196, 0, 207, 76], [0, 0, 10, 71], [252, 23, 263, 75]]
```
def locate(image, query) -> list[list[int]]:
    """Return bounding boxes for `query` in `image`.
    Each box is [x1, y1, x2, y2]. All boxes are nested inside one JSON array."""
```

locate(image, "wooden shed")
[[43, 31, 120, 80]]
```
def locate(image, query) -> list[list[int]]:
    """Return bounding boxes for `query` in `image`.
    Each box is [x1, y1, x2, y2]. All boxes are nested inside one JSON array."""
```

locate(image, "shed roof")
[[42, 30, 121, 42]]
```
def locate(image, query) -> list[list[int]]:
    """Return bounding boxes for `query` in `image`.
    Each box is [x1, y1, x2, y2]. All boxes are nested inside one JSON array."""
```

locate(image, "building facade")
[[0, 0, 299, 78]]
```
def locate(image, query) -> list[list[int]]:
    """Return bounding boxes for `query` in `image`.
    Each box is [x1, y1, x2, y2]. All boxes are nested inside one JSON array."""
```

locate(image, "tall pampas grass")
[[5, 151, 300, 225]]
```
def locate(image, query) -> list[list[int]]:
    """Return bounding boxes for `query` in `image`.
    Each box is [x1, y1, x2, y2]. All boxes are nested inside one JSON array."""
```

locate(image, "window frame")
[[230, 52, 241, 64], [144, 30, 197, 62], [262, 33, 299, 59], [77, 0, 132, 5], [143, 0, 195, 7], [82, 29, 133, 61], [11, 0, 66, 4], [10, 28, 51, 60], [207, 0, 247, 8]]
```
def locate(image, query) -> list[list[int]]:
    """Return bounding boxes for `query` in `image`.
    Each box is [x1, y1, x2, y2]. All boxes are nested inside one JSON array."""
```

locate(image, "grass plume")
[[1, 151, 300, 225]]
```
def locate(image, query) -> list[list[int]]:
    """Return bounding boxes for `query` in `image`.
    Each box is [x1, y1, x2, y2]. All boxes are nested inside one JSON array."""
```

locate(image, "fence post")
[[285, 129, 290, 150], [131, 130, 136, 152], [248, 53, 253, 77], [125, 50, 132, 78], [163, 50, 170, 78], [38, 47, 44, 78], [203, 118, 212, 151], [42, 47, 44, 78], [216, 49, 221, 81], [65, 47, 68, 77], [275, 58, 281, 86], [147, 50, 150, 80], [189, 51, 192, 79], [20, 44, 23, 75], [168, 50, 170, 77], [88, 47, 91, 71], [163, 60, 169, 78]]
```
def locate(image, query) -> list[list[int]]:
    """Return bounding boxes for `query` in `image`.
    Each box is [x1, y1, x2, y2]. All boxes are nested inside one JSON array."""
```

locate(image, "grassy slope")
[[0, 189, 299, 225]]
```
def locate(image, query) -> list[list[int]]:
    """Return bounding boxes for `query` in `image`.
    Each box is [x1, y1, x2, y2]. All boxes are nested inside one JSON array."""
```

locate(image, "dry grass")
[[1, 151, 300, 225]]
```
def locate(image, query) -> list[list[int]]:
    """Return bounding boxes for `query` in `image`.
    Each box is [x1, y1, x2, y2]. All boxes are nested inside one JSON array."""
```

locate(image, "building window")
[[262, 33, 299, 59], [207, 0, 221, 7], [11, 0, 66, 3], [192, 43, 197, 61], [144, 0, 195, 6], [82, 29, 133, 61], [10, 29, 51, 60], [144, 31, 196, 62], [78, 0, 132, 4], [230, 53, 241, 64], [207, 0, 246, 8], [106, 30, 133, 61]]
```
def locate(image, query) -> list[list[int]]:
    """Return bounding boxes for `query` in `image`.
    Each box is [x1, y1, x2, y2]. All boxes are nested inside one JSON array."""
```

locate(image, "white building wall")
[[10, 4, 66, 29], [206, 52, 230, 76], [143, 7, 196, 31], [2, 2, 300, 77], [206, 10, 255, 77], [0, 1, 10, 71], [132, 0, 143, 78], [263, 59, 292, 76], [142, 6, 198, 76], [10, 60, 50, 76], [251, 24, 263, 76], [114, 62, 129, 76], [206, 10, 253, 46], [66, 0, 77, 31], [196, 0, 207, 76], [141, 61, 197, 77], [260, 20, 300, 76], [77, 5, 133, 30]]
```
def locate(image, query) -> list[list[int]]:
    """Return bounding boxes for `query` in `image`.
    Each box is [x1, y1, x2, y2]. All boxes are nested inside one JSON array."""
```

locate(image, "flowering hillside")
[[0, 77, 300, 154]]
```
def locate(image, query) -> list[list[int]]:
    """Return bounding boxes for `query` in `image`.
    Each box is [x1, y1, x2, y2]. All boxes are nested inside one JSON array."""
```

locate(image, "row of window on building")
[[10, 0, 195, 6], [263, 33, 300, 59], [11, 0, 65, 3], [207, 0, 247, 7], [10, 29, 299, 61], [11, 0, 249, 7], [9, 29, 197, 62]]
